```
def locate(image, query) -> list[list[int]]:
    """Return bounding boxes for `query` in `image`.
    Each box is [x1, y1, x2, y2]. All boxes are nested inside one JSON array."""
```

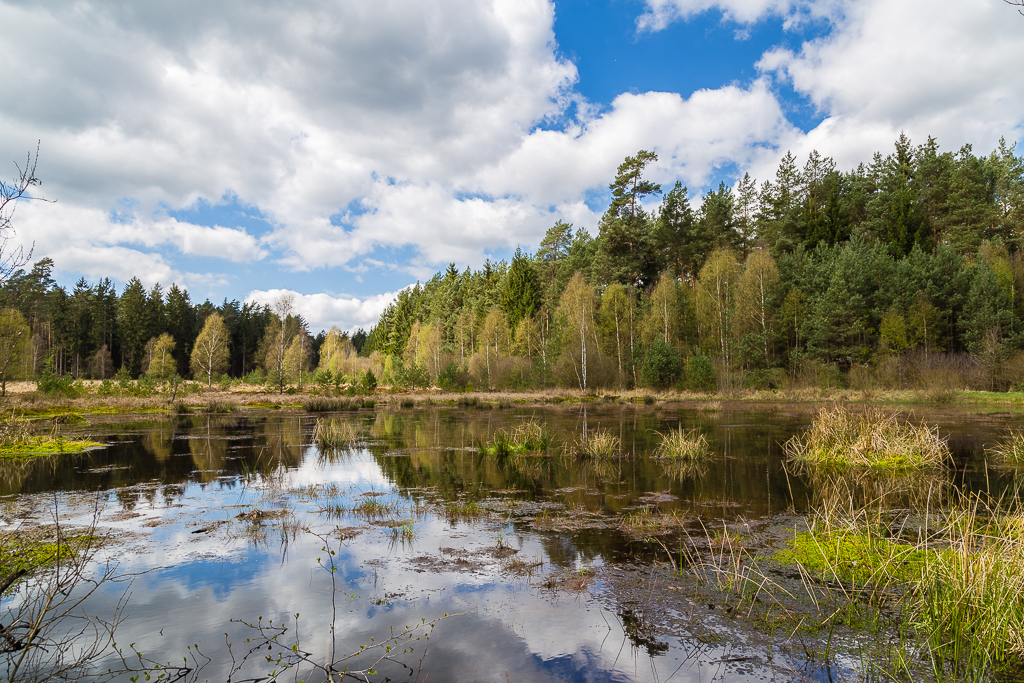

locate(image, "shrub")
[[361, 369, 378, 391], [436, 362, 463, 392], [640, 337, 682, 389], [685, 354, 716, 392], [404, 362, 430, 389], [36, 363, 85, 398]]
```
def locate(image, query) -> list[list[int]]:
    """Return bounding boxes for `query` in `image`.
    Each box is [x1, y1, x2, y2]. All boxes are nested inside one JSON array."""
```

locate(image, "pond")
[[2, 402, 1020, 682]]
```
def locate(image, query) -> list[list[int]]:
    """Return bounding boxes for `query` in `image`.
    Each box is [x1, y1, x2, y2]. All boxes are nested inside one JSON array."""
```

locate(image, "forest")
[[4, 132, 1024, 395]]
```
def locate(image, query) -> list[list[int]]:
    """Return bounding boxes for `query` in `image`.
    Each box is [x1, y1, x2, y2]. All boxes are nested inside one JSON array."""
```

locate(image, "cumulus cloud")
[[245, 288, 406, 333], [3, 0, 1022, 310], [636, 0, 841, 32], [755, 0, 1024, 167]]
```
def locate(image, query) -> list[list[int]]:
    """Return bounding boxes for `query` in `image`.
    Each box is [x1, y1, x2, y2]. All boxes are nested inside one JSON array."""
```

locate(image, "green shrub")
[[36, 363, 85, 398], [640, 337, 682, 389], [404, 363, 430, 389], [685, 354, 716, 392], [362, 369, 378, 391], [437, 362, 464, 392]]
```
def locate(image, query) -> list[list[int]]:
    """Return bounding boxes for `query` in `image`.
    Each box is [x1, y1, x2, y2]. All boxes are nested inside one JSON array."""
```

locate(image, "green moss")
[[0, 533, 97, 583], [0, 437, 105, 458], [775, 530, 932, 585]]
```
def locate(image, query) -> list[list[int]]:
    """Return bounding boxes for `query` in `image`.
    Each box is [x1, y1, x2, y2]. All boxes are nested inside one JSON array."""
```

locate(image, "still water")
[[2, 402, 1019, 682]]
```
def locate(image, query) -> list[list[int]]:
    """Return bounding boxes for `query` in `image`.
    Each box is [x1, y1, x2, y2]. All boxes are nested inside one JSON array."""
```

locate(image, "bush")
[[640, 337, 682, 389], [404, 362, 430, 389], [685, 354, 716, 392], [361, 370, 377, 391], [36, 364, 85, 398], [436, 362, 464, 392]]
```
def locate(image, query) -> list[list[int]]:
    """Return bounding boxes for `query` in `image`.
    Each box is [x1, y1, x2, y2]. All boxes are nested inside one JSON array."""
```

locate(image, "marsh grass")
[[986, 431, 1024, 465], [203, 400, 235, 413], [785, 404, 950, 469], [618, 508, 681, 540], [0, 413, 103, 458], [653, 427, 711, 460], [571, 429, 620, 458], [696, 401, 723, 413], [312, 418, 361, 449], [303, 396, 362, 412], [479, 418, 552, 457], [767, 489, 1024, 681], [442, 500, 486, 522]]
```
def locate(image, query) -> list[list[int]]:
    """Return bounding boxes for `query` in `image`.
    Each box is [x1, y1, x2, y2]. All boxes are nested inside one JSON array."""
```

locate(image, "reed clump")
[[312, 419, 361, 449], [571, 429, 620, 458], [986, 431, 1024, 465], [653, 427, 711, 460], [481, 419, 551, 456], [784, 404, 950, 469], [304, 396, 362, 412]]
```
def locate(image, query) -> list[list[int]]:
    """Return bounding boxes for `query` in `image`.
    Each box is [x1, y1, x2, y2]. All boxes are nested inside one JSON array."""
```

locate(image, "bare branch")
[[0, 141, 52, 287]]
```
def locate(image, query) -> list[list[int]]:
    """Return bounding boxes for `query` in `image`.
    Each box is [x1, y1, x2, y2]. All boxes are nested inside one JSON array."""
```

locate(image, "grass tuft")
[[653, 427, 711, 460], [784, 404, 950, 469], [312, 418, 361, 449], [987, 431, 1024, 465], [571, 429, 620, 458]]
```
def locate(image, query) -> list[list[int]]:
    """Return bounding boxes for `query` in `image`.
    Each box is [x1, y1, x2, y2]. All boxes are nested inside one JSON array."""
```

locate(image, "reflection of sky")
[[7, 412, 887, 682]]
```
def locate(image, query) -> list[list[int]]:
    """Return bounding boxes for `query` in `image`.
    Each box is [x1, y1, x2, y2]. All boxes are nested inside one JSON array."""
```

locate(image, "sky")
[[2, 0, 1023, 333]]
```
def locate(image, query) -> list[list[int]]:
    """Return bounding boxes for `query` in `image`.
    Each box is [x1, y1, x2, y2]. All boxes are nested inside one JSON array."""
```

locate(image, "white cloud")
[[245, 288, 406, 333], [636, 0, 841, 32], [758, 0, 1024, 161]]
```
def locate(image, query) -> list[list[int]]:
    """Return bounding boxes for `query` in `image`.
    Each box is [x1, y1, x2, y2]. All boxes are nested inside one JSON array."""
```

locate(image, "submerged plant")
[[784, 404, 950, 469], [653, 427, 712, 460]]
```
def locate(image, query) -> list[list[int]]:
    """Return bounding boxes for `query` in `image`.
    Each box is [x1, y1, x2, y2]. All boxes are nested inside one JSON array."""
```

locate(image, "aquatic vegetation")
[[443, 500, 486, 522], [695, 401, 722, 413], [986, 430, 1024, 465], [480, 418, 552, 456], [784, 404, 950, 469], [303, 396, 362, 412], [312, 418, 361, 449], [570, 429, 620, 458], [203, 399, 235, 413], [653, 427, 712, 460], [0, 413, 103, 458], [618, 508, 681, 540]]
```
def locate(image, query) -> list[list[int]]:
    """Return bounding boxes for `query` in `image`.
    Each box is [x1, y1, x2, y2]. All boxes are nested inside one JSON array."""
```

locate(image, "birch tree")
[[736, 249, 779, 366], [190, 313, 230, 387], [696, 249, 741, 364], [557, 272, 598, 391]]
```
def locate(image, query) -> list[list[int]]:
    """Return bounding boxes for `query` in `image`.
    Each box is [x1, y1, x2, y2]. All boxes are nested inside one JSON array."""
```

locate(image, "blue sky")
[[4, 0, 1023, 331]]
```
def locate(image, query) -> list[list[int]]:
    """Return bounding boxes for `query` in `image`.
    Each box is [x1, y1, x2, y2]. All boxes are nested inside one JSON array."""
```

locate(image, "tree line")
[[0, 262, 369, 393], [3, 132, 1023, 395], [362, 133, 1024, 393]]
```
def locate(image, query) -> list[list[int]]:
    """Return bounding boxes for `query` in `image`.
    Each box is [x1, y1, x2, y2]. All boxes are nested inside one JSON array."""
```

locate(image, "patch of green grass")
[[0, 532, 98, 585], [775, 529, 931, 585], [480, 419, 552, 456], [0, 438, 105, 458], [653, 427, 711, 460], [785, 404, 950, 469]]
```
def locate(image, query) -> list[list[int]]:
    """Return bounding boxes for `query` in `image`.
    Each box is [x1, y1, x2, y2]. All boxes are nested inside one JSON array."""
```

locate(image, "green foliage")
[[436, 362, 464, 392], [403, 362, 430, 389], [500, 247, 541, 330], [362, 369, 377, 391], [685, 354, 716, 392], [639, 337, 682, 389], [36, 361, 84, 398]]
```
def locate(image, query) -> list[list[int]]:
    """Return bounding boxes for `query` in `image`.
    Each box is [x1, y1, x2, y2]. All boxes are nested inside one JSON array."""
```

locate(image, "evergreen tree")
[[500, 247, 540, 330]]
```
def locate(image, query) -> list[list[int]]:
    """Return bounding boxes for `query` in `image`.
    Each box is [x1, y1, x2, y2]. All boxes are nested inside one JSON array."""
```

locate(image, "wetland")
[[2, 400, 1023, 682]]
